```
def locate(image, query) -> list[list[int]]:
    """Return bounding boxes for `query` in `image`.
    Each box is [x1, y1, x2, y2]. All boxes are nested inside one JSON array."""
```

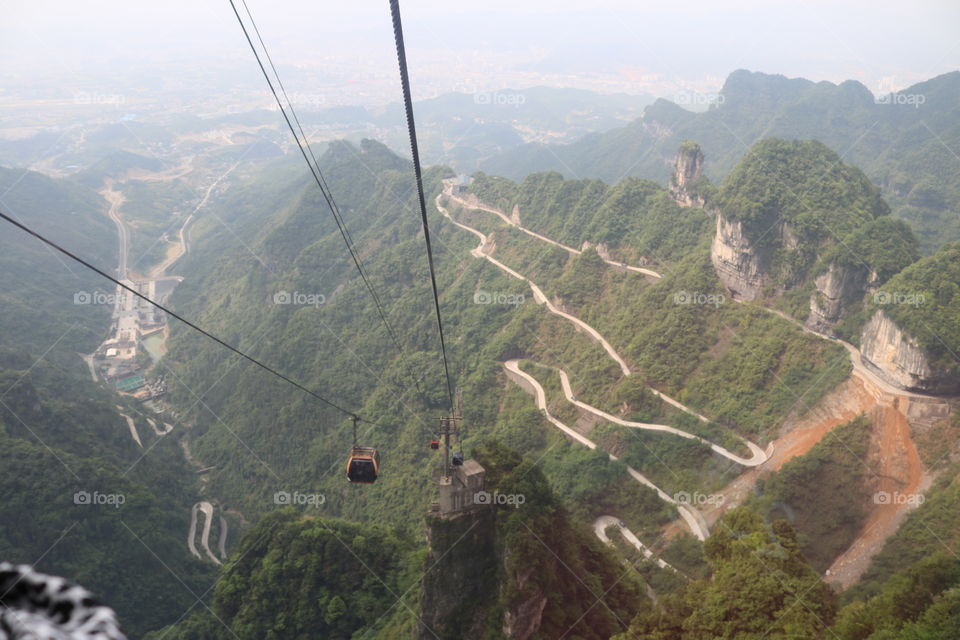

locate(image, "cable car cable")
[[388, 0, 455, 411], [227, 0, 426, 400], [236, 0, 399, 359], [0, 208, 385, 427]]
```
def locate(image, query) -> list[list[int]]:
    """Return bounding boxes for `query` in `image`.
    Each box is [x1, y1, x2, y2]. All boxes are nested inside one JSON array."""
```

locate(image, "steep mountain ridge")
[[481, 70, 960, 253]]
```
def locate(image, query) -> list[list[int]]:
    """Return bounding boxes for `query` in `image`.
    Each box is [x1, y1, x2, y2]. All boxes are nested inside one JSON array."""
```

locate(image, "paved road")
[[99, 183, 128, 280], [504, 359, 708, 540], [116, 408, 142, 448], [438, 193, 630, 374], [437, 191, 751, 431], [147, 418, 173, 436], [552, 366, 767, 466], [188, 501, 222, 565], [218, 515, 229, 560], [447, 185, 661, 278], [151, 162, 238, 278], [80, 353, 98, 382], [594, 515, 676, 571], [763, 307, 933, 400]]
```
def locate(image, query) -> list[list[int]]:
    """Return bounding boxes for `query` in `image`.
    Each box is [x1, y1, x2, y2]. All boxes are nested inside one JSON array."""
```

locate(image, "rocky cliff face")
[[419, 508, 498, 639], [669, 142, 705, 207], [710, 214, 801, 300], [859, 310, 960, 394], [501, 566, 547, 640], [807, 263, 878, 333]]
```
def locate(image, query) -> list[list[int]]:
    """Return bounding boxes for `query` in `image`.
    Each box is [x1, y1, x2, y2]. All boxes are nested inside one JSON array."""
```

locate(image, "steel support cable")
[[228, 0, 427, 401], [0, 208, 385, 427], [388, 0, 455, 410]]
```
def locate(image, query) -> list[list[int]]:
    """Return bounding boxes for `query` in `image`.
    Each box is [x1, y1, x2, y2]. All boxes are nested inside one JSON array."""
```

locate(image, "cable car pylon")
[[430, 388, 487, 516], [437, 388, 464, 481]]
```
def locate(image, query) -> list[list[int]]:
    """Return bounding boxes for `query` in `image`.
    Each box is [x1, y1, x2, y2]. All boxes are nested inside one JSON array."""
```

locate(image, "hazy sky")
[[3, 0, 958, 102]]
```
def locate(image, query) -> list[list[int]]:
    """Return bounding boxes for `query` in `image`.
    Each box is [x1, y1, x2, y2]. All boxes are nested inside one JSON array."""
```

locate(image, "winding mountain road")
[[188, 501, 222, 565], [553, 365, 767, 466], [147, 418, 173, 436], [447, 188, 661, 278], [594, 515, 676, 571], [116, 408, 142, 448], [446, 181, 941, 575], [438, 190, 767, 466], [438, 193, 635, 377], [150, 163, 237, 278], [218, 515, 229, 561], [765, 308, 934, 400], [505, 359, 708, 540], [449, 181, 934, 404]]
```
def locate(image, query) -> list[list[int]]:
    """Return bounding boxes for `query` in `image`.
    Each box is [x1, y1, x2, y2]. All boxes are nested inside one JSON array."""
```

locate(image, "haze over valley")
[[1, 2, 959, 639]]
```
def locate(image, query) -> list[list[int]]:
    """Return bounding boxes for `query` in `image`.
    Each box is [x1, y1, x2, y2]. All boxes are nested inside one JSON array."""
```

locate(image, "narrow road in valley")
[[594, 515, 676, 571], [99, 182, 129, 279], [116, 408, 142, 448], [188, 501, 222, 565], [151, 162, 238, 278], [80, 353, 97, 382], [147, 418, 173, 436], [187, 503, 200, 559], [151, 212, 194, 278], [505, 359, 709, 540]]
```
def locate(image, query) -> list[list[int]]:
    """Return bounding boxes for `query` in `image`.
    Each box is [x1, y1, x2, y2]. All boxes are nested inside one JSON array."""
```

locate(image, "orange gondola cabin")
[[347, 446, 380, 484]]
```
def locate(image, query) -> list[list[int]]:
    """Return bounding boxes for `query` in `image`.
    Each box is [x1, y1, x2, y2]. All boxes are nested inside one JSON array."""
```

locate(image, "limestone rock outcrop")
[[710, 215, 800, 300], [859, 310, 960, 394], [807, 263, 878, 333], [669, 142, 705, 208]]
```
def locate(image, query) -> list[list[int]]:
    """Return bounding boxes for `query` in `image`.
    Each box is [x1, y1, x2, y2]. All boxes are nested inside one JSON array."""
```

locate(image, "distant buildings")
[[94, 278, 175, 398]]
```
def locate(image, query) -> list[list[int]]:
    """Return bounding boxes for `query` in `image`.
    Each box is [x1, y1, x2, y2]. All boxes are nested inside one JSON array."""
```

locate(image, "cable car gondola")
[[347, 446, 380, 484], [429, 439, 440, 450], [346, 416, 380, 484]]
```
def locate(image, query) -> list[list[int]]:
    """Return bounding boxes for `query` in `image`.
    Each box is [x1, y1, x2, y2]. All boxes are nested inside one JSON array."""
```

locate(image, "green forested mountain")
[[3, 110, 957, 637], [0, 168, 214, 638], [869, 242, 960, 374], [713, 138, 919, 295], [613, 507, 837, 639], [470, 171, 710, 263], [142, 510, 421, 640], [481, 70, 960, 252], [157, 138, 851, 545], [148, 441, 646, 640]]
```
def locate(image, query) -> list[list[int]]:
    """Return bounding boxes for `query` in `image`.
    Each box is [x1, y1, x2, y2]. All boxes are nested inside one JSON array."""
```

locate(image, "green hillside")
[[869, 242, 960, 373], [0, 168, 214, 637], [145, 442, 646, 640]]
